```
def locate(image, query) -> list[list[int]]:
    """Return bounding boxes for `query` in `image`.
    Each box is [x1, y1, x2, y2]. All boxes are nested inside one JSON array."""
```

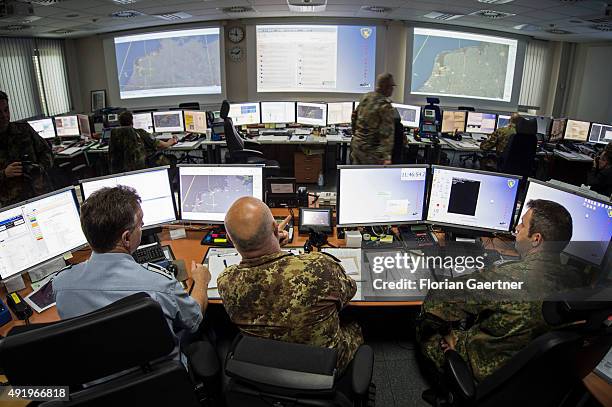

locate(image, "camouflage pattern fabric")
[[350, 91, 395, 164], [218, 251, 363, 370], [109, 126, 147, 174], [480, 124, 516, 153], [417, 251, 585, 382], [134, 128, 174, 168], [605, 142, 612, 155], [0, 122, 54, 207]]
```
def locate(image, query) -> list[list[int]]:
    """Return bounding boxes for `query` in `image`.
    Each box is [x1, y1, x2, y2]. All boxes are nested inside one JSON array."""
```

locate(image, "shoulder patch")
[[143, 262, 173, 279], [320, 251, 341, 263]]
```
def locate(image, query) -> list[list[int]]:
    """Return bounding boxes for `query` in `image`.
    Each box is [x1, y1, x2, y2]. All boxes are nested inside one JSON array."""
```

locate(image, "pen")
[[223, 259, 228, 268]]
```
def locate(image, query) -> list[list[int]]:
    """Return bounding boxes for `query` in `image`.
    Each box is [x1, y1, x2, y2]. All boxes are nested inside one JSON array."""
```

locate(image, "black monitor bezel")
[[441, 110, 467, 134], [327, 101, 355, 126], [465, 111, 498, 135], [296, 101, 328, 127], [548, 117, 567, 143], [299, 207, 333, 235], [27, 117, 57, 139], [563, 118, 592, 143], [152, 110, 185, 134], [132, 111, 155, 133]]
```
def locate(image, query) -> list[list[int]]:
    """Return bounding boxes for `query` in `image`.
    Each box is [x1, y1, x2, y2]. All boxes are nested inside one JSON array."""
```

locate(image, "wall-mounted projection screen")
[[411, 28, 518, 102]]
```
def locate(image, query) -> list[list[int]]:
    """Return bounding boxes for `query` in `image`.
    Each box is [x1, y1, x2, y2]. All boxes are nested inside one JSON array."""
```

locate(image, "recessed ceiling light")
[[155, 12, 193, 21], [1, 25, 30, 31], [110, 10, 143, 18], [423, 11, 464, 21], [471, 9, 516, 19], [361, 6, 392, 13], [546, 28, 573, 34], [52, 28, 75, 34], [111, 0, 139, 4], [569, 19, 584, 24], [221, 6, 254, 13], [27, 0, 64, 5], [287, 0, 326, 12], [513, 24, 541, 31], [65, 13, 80, 18], [478, 0, 514, 4]]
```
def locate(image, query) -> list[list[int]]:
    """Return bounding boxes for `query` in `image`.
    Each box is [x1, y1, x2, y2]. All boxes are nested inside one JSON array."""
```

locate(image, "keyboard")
[[133, 243, 166, 264], [261, 130, 291, 137]]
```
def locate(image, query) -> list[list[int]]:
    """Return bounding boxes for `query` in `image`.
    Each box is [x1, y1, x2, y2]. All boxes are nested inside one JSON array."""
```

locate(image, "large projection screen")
[[114, 28, 222, 99], [256, 25, 377, 93], [411, 28, 518, 102]]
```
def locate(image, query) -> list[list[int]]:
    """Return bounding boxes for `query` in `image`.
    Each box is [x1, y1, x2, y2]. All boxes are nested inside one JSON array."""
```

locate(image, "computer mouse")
[[414, 134, 422, 142]]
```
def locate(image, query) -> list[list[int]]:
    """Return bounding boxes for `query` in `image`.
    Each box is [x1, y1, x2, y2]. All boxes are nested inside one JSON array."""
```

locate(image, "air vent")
[[21, 0, 64, 5], [65, 13, 80, 18], [0, 24, 30, 31], [423, 11, 464, 21], [361, 6, 391, 13], [591, 23, 612, 31], [110, 10, 143, 18], [112, 0, 140, 4], [471, 9, 516, 19], [287, 0, 326, 12], [513, 24, 541, 31], [584, 16, 612, 24], [546, 28, 573, 34], [221, 6, 254, 13], [51, 28, 75, 34], [478, 0, 514, 4], [155, 12, 192, 20]]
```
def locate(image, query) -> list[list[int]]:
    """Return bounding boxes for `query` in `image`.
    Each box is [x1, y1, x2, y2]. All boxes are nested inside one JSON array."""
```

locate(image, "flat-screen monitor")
[[427, 166, 520, 233], [549, 118, 567, 143], [228, 103, 260, 126], [297, 102, 327, 127], [411, 28, 518, 102], [520, 180, 612, 266], [153, 111, 184, 133], [466, 112, 497, 134], [337, 165, 428, 226], [133, 112, 154, 133], [564, 119, 590, 142], [183, 110, 208, 134], [392, 104, 421, 128], [497, 115, 511, 129], [256, 25, 376, 93], [113, 27, 222, 99], [77, 114, 91, 137], [327, 102, 354, 125], [28, 118, 56, 139], [178, 165, 264, 223], [260, 102, 296, 124], [441, 111, 467, 133], [299, 208, 332, 235], [588, 123, 612, 145], [80, 167, 176, 229], [54, 115, 80, 137], [0, 188, 86, 281], [536, 116, 552, 136]]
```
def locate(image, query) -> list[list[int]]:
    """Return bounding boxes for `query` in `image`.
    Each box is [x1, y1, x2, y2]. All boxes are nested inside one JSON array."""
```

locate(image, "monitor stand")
[[141, 226, 162, 246], [200, 225, 233, 247]]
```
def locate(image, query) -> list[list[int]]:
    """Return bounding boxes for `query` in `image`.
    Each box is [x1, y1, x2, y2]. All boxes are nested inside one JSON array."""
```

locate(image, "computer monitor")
[[28, 118, 56, 139], [299, 208, 332, 235], [260, 102, 296, 124], [77, 114, 91, 137], [520, 179, 612, 266], [327, 102, 354, 125], [392, 104, 421, 128], [466, 112, 497, 134], [536, 116, 552, 136], [183, 110, 208, 134], [441, 111, 467, 133], [563, 119, 591, 142], [296, 102, 327, 127], [549, 118, 567, 143], [588, 123, 612, 145], [228, 103, 260, 126], [0, 188, 87, 281], [427, 166, 521, 233], [178, 165, 264, 223], [80, 167, 176, 229], [54, 115, 80, 137], [152, 111, 184, 133], [133, 112, 154, 133], [337, 165, 428, 227], [497, 115, 511, 129]]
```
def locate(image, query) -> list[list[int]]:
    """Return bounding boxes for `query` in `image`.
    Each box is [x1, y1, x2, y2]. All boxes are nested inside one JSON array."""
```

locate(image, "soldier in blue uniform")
[[53, 185, 210, 360]]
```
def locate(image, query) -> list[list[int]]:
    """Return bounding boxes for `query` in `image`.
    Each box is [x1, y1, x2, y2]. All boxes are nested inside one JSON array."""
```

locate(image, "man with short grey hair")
[[218, 197, 363, 370]]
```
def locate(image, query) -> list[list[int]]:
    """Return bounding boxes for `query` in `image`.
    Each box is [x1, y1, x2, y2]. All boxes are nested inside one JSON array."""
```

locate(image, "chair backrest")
[[499, 117, 538, 177], [108, 126, 145, 174], [179, 102, 200, 110], [220, 101, 245, 154]]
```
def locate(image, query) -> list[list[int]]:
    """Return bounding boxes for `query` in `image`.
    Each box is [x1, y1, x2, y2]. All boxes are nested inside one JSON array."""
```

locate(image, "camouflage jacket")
[[109, 127, 161, 174], [0, 122, 54, 208], [480, 124, 516, 153], [218, 251, 363, 370], [350, 91, 395, 164], [419, 251, 585, 382]]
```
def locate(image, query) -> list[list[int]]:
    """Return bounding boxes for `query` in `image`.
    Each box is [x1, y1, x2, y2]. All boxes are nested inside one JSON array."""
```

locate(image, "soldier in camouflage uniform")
[[480, 112, 521, 153], [417, 199, 585, 383], [350, 73, 396, 165], [0, 91, 54, 208], [109, 111, 177, 174], [218, 197, 363, 370]]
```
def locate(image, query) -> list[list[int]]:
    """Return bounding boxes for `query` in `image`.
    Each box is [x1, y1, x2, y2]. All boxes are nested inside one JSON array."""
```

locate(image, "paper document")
[[173, 141, 199, 148], [322, 248, 363, 281], [258, 135, 289, 142], [595, 346, 612, 383], [57, 147, 81, 155]]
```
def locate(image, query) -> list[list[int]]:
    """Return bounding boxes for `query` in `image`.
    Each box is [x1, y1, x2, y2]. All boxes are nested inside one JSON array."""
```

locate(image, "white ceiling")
[[1, 0, 611, 42]]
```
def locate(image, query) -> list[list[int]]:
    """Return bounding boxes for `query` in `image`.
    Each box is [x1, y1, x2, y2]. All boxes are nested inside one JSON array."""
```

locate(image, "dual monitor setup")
[[548, 118, 612, 145], [27, 114, 92, 140]]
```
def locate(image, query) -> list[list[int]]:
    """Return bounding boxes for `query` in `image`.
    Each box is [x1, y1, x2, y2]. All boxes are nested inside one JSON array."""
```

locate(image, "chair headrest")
[[516, 117, 537, 136], [0, 293, 176, 386], [220, 100, 230, 119]]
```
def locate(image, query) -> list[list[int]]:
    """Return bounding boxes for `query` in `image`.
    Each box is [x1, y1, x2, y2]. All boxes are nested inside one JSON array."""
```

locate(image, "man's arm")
[[322, 255, 357, 309], [374, 103, 395, 164], [189, 261, 211, 313], [480, 130, 499, 151], [30, 126, 53, 171]]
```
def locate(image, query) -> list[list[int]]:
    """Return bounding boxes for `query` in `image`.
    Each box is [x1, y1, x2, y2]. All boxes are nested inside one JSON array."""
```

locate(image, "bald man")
[[351, 73, 396, 165], [217, 197, 363, 370]]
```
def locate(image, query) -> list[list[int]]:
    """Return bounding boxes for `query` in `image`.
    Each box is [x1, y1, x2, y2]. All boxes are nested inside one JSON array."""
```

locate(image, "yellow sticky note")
[[10, 293, 20, 304], [63, 252, 73, 260]]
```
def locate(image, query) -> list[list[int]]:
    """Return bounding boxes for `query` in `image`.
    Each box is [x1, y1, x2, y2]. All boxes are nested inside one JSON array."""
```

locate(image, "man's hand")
[[441, 331, 458, 353], [3, 162, 23, 178], [190, 260, 211, 287], [170, 135, 179, 146], [277, 215, 292, 246], [382, 159, 392, 165]]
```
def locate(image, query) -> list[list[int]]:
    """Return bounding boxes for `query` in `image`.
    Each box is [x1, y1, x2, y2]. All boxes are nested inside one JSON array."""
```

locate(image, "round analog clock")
[[229, 46, 244, 62], [228, 26, 244, 43]]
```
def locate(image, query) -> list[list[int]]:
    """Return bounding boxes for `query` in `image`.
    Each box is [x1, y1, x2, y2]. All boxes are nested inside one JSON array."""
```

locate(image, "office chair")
[[0, 292, 220, 406], [220, 100, 278, 167], [179, 102, 201, 111], [457, 106, 475, 112], [438, 297, 612, 407], [224, 335, 375, 407], [498, 117, 538, 179]]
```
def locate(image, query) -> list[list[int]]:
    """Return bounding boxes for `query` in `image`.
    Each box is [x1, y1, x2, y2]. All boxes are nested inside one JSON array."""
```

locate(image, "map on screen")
[[412, 28, 518, 102]]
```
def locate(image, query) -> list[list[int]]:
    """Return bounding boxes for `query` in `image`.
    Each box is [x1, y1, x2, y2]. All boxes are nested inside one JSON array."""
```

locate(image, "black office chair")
[[439, 297, 612, 407], [457, 106, 475, 112], [0, 293, 220, 406], [180, 102, 201, 111], [220, 100, 279, 167], [497, 117, 538, 179], [224, 335, 375, 407]]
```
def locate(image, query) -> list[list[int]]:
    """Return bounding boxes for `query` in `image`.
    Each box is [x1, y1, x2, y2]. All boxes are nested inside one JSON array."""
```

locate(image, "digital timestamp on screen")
[[1, 386, 69, 401]]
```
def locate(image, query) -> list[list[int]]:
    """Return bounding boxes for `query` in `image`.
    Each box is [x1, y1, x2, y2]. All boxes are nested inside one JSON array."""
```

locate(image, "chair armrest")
[[351, 345, 374, 396], [244, 140, 262, 148], [72, 164, 87, 172], [444, 350, 476, 401], [233, 149, 264, 159], [183, 340, 220, 381]]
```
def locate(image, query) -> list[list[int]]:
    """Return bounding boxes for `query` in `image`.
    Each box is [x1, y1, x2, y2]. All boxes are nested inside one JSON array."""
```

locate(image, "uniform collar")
[[238, 251, 292, 268], [89, 251, 136, 262], [521, 250, 561, 263]]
